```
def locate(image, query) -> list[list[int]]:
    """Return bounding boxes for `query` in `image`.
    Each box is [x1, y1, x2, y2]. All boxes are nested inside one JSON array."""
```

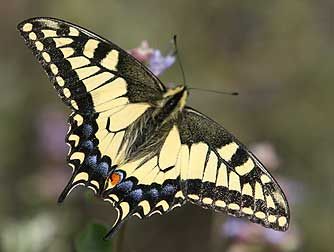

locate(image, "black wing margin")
[[177, 107, 290, 231]]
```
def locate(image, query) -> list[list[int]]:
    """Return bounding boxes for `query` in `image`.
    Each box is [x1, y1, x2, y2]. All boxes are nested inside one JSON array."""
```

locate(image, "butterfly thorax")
[[161, 85, 188, 111], [114, 85, 188, 165]]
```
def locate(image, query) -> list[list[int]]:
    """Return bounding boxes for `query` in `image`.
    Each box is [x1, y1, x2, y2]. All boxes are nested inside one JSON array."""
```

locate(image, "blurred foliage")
[[0, 0, 334, 251], [75, 224, 113, 252]]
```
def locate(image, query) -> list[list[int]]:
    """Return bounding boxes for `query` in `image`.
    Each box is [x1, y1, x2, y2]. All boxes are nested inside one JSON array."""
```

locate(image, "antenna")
[[172, 35, 187, 86], [189, 87, 239, 96], [172, 35, 238, 96]]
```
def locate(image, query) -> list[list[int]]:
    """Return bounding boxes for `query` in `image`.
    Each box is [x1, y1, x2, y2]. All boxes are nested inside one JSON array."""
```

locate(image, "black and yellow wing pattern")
[[18, 17, 289, 239], [177, 107, 289, 231], [17, 16, 165, 200]]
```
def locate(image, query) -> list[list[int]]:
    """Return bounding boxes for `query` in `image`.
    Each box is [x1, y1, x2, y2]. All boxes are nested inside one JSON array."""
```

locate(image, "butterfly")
[[17, 17, 290, 239]]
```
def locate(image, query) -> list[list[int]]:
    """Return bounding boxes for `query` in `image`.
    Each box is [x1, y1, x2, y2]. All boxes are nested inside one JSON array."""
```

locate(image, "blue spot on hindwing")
[[116, 180, 133, 193], [148, 188, 159, 200], [161, 184, 175, 197], [82, 140, 94, 151], [82, 124, 93, 138], [129, 189, 143, 202], [97, 162, 109, 177], [86, 155, 97, 168]]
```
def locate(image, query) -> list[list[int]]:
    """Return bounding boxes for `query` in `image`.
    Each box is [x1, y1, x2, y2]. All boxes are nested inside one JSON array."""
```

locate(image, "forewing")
[[17, 17, 166, 201], [177, 107, 290, 231]]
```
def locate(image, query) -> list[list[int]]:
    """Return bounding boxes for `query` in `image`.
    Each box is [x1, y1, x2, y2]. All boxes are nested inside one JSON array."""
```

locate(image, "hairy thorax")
[[117, 85, 188, 165]]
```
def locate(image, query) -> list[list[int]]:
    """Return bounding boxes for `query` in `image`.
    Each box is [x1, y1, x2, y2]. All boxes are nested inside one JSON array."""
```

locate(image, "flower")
[[128, 40, 176, 76], [128, 40, 154, 63], [222, 217, 301, 251], [148, 49, 175, 76]]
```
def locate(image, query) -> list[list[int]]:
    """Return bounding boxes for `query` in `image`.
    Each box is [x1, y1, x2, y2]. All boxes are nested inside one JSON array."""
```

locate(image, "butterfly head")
[[163, 85, 188, 111]]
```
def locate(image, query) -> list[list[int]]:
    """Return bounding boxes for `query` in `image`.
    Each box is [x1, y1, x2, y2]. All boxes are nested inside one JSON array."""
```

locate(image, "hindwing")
[[176, 107, 290, 231]]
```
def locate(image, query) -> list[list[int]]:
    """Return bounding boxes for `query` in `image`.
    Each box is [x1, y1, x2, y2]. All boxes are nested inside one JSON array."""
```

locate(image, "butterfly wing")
[[17, 17, 166, 201], [101, 119, 186, 239], [177, 107, 290, 231]]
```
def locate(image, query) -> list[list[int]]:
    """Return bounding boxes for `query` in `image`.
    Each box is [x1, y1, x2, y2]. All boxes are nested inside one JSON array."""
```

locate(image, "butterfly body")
[[18, 17, 290, 239]]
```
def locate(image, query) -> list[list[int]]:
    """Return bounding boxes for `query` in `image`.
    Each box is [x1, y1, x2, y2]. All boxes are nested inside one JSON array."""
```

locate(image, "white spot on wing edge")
[[278, 216, 287, 227], [215, 200, 226, 208], [72, 172, 89, 183], [228, 203, 240, 210], [73, 114, 84, 126], [70, 152, 85, 162], [50, 64, 58, 75], [255, 211, 266, 219], [68, 134, 80, 147], [28, 32, 37, 40], [202, 197, 213, 205], [119, 202, 130, 219], [138, 200, 151, 215], [156, 200, 169, 211], [42, 52, 51, 62], [22, 23, 33, 32], [63, 88, 71, 98], [35, 41, 44, 51], [56, 76, 65, 87]]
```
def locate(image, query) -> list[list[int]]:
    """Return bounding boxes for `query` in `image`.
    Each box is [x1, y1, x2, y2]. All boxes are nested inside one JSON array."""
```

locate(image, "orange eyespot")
[[109, 172, 122, 186]]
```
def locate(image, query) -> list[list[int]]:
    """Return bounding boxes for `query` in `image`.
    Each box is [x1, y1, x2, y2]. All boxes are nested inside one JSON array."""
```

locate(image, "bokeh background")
[[1, 0, 333, 251]]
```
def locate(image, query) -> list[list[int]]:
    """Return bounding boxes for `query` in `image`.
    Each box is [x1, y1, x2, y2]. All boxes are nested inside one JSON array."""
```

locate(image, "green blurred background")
[[0, 0, 333, 251]]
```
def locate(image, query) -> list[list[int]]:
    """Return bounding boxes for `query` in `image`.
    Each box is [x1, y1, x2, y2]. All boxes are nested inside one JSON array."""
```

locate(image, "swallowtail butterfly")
[[17, 17, 290, 239]]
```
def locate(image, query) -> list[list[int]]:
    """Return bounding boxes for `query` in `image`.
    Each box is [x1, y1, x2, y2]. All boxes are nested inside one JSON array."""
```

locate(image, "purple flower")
[[128, 40, 153, 62], [222, 217, 301, 250], [148, 49, 175, 76], [128, 40, 176, 76]]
